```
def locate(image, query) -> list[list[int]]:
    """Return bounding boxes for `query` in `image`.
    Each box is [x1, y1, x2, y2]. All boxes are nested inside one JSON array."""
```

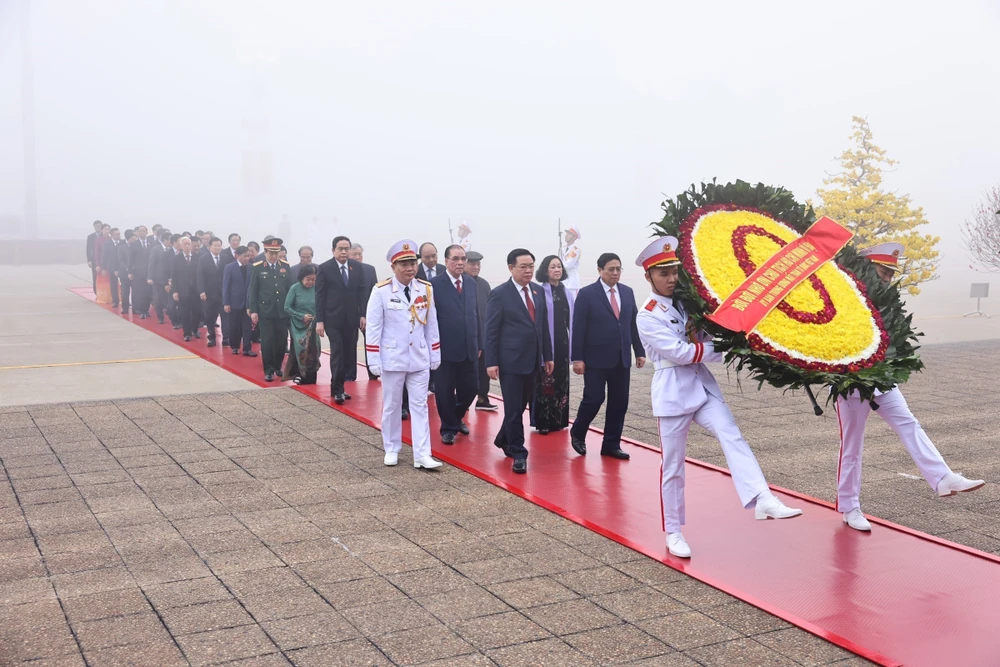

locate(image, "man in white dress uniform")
[[634, 236, 802, 558], [365, 239, 443, 470], [835, 242, 984, 532], [560, 226, 582, 296]]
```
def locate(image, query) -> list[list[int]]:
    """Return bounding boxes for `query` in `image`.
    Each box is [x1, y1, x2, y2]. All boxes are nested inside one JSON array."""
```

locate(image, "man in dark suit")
[[570, 253, 646, 460], [86, 220, 102, 294], [288, 245, 315, 282], [466, 251, 497, 411], [348, 243, 379, 382], [222, 246, 255, 356], [117, 230, 135, 314], [485, 248, 554, 474], [221, 233, 241, 267], [416, 242, 440, 281], [198, 237, 226, 347], [128, 225, 153, 318], [103, 227, 123, 309], [148, 231, 171, 325], [315, 235, 367, 404], [432, 245, 482, 444], [171, 238, 201, 341]]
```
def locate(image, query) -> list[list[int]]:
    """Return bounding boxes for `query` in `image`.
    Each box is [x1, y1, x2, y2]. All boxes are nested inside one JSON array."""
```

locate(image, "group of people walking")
[[87, 221, 987, 559]]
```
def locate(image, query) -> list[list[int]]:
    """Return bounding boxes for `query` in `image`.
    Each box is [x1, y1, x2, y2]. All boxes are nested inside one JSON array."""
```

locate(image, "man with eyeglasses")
[[431, 245, 482, 444], [569, 253, 645, 460], [485, 249, 553, 474]]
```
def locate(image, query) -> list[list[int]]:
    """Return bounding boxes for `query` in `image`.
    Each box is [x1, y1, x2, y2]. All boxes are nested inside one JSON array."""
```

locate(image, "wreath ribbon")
[[707, 216, 853, 333]]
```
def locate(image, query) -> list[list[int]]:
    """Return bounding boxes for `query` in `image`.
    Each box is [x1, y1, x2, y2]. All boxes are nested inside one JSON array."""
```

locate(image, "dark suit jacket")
[[431, 272, 481, 363], [571, 279, 645, 368], [314, 258, 366, 329], [222, 260, 251, 310], [197, 253, 225, 300], [128, 239, 152, 279], [416, 264, 442, 282], [117, 240, 132, 274], [87, 232, 97, 264], [148, 245, 170, 285], [485, 280, 552, 375], [472, 275, 491, 325], [171, 253, 199, 298], [102, 239, 122, 273], [359, 262, 378, 301], [220, 246, 239, 268]]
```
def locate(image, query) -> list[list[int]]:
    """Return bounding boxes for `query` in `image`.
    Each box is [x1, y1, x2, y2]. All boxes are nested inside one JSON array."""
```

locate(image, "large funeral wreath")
[[652, 180, 923, 402]]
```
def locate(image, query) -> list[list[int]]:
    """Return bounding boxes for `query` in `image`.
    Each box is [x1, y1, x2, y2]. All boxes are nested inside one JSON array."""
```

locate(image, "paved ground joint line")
[[0, 355, 199, 371]]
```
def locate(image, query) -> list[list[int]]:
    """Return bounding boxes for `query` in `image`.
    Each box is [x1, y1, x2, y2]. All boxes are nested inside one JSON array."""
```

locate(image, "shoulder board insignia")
[[376, 278, 392, 287], [278, 260, 290, 266], [253, 260, 264, 266], [417, 279, 431, 286], [644, 300, 657, 311]]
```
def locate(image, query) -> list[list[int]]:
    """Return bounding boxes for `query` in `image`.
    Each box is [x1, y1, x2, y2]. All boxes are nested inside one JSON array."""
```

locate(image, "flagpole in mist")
[[20, 0, 38, 239]]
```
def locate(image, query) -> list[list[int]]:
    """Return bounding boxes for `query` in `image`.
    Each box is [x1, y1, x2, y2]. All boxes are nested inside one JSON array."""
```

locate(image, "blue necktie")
[[341, 265, 349, 285]]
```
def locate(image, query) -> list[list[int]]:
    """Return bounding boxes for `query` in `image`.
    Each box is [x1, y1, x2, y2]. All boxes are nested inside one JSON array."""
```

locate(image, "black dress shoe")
[[571, 435, 587, 456], [158, 318, 165, 324], [139, 313, 147, 319], [333, 394, 345, 405], [231, 348, 240, 354], [243, 351, 258, 357], [193, 332, 201, 339], [264, 372, 274, 382], [343, 393, 352, 400], [172, 324, 181, 329], [512, 459, 527, 474], [601, 448, 630, 460], [537, 428, 550, 435], [274, 370, 282, 378], [458, 423, 470, 435], [207, 341, 216, 347], [401, 408, 410, 420], [441, 433, 456, 444], [222, 338, 230, 347], [183, 335, 191, 342]]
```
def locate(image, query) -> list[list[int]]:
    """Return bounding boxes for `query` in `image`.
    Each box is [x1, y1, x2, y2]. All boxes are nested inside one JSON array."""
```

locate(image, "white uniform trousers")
[[835, 388, 950, 512], [381, 369, 432, 461], [658, 394, 770, 533]]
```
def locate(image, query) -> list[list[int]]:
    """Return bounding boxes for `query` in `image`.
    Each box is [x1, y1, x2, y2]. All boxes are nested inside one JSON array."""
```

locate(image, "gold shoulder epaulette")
[[376, 278, 392, 287], [253, 260, 264, 266], [417, 279, 431, 286]]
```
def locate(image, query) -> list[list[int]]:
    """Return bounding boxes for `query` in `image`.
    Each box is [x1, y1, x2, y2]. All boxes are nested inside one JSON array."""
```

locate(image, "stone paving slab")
[[0, 388, 869, 666]]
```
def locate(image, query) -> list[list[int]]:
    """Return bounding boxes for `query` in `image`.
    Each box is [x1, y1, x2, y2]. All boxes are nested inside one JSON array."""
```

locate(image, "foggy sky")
[[1, 0, 998, 309]]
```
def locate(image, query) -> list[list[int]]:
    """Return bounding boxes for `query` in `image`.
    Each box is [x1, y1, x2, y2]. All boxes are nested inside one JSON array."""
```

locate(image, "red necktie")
[[522, 286, 535, 321], [456, 279, 462, 295], [609, 287, 620, 319]]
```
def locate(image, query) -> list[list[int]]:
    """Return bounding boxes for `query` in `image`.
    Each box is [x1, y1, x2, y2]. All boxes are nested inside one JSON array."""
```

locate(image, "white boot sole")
[[939, 481, 985, 497]]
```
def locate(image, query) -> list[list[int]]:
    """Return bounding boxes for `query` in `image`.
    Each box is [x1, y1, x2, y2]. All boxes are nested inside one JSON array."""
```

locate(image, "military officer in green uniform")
[[248, 236, 292, 381]]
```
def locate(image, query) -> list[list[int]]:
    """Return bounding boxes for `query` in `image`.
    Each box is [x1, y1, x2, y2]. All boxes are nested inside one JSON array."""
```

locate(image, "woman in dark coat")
[[532, 255, 574, 433]]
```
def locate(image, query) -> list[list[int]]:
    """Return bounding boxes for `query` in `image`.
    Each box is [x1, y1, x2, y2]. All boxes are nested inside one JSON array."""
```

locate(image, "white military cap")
[[458, 221, 472, 232], [859, 242, 904, 271], [636, 236, 681, 270], [386, 239, 419, 264], [566, 225, 581, 240]]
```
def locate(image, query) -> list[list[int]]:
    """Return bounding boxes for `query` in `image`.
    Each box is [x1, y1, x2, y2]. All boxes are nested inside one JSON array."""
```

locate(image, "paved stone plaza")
[[1, 267, 997, 665]]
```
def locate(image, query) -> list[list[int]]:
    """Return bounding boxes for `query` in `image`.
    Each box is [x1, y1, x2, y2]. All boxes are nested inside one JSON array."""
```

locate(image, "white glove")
[[430, 361, 441, 371], [369, 365, 382, 377]]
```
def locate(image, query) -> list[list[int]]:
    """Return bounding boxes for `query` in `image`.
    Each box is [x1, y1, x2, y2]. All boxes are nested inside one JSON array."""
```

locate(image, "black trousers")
[[153, 282, 170, 322], [203, 298, 222, 342], [119, 274, 131, 310], [258, 317, 288, 373], [571, 361, 631, 451], [346, 330, 378, 381], [494, 370, 536, 460], [325, 323, 359, 395], [108, 273, 120, 306], [228, 310, 252, 351], [477, 353, 490, 402], [177, 294, 200, 337], [435, 358, 479, 435], [132, 277, 151, 314]]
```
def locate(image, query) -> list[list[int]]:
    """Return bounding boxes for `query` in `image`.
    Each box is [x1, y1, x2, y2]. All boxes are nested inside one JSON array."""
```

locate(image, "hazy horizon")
[[1, 0, 998, 315]]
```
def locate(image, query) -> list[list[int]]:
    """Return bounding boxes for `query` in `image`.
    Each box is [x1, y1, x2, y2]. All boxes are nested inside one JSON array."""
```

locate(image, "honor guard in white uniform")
[[635, 237, 802, 558], [560, 226, 582, 296], [366, 240, 443, 470], [835, 243, 984, 531], [457, 222, 473, 253]]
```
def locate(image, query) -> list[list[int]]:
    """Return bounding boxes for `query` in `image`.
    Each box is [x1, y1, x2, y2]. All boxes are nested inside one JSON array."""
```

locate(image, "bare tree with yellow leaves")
[[815, 116, 939, 295]]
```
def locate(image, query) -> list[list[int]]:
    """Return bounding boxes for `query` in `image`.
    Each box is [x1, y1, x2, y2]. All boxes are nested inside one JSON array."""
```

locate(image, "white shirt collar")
[[600, 279, 616, 294], [337, 260, 349, 270]]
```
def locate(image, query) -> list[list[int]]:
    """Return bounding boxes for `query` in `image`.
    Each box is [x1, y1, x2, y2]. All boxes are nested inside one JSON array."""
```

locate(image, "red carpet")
[[72, 287, 1000, 666]]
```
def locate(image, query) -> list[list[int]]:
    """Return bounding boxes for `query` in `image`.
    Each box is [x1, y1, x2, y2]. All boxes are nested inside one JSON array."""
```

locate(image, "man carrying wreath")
[[635, 236, 803, 559], [835, 243, 984, 532]]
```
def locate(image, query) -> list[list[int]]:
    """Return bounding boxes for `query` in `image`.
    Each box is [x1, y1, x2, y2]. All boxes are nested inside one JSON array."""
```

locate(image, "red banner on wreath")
[[707, 216, 853, 333]]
